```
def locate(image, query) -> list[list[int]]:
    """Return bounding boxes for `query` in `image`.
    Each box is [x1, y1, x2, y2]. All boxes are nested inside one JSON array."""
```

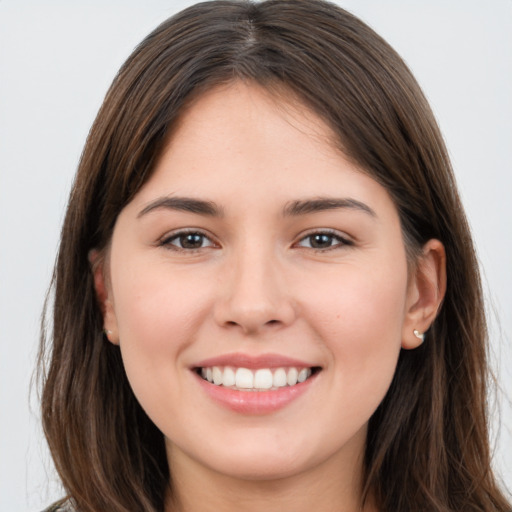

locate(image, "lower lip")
[[194, 371, 318, 415]]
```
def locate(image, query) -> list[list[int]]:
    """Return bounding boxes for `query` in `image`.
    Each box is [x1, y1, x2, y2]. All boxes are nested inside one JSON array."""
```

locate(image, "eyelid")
[[293, 228, 353, 250], [158, 228, 219, 250], [156, 227, 352, 252]]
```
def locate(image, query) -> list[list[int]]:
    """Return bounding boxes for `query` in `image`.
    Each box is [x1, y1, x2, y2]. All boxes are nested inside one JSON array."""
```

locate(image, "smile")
[[192, 354, 321, 413], [198, 366, 316, 391]]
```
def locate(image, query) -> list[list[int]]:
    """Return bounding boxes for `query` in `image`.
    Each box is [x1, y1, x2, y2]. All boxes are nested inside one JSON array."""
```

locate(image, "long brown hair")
[[39, 1, 511, 511]]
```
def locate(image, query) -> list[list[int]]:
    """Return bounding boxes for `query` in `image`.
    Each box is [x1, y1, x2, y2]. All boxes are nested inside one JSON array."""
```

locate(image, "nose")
[[213, 245, 296, 335]]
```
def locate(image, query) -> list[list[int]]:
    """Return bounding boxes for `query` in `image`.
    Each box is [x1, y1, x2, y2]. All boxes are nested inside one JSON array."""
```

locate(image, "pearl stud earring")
[[413, 329, 425, 342]]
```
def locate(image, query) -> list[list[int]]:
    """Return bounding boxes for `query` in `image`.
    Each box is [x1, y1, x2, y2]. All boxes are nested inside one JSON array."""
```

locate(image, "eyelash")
[[159, 229, 217, 252], [295, 230, 353, 251], [158, 229, 353, 252]]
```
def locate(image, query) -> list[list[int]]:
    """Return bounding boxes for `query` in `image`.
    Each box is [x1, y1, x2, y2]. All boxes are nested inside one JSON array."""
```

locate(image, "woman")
[[39, 1, 511, 511]]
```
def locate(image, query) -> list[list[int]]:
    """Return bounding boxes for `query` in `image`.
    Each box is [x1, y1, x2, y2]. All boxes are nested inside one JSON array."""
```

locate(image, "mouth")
[[195, 365, 321, 391], [192, 355, 322, 413]]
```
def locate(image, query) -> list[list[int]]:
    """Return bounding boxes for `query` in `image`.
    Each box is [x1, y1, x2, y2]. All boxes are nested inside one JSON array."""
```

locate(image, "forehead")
[[154, 83, 343, 182], [167, 81, 339, 162], [127, 81, 397, 223]]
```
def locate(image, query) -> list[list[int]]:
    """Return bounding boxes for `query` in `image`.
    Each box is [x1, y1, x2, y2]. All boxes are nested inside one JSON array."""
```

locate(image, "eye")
[[160, 230, 216, 251], [296, 231, 351, 250]]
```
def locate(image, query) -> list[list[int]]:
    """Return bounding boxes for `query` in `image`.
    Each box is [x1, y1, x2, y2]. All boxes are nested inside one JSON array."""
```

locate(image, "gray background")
[[1, 1, 511, 510]]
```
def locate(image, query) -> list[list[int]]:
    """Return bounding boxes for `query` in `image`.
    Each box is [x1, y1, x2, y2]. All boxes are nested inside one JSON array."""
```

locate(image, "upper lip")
[[193, 352, 319, 370]]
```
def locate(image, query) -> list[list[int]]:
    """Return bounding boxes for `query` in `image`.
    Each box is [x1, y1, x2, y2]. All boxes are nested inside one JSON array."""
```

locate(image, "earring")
[[104, 328, 113, 340], [413, 329, 425, 342]]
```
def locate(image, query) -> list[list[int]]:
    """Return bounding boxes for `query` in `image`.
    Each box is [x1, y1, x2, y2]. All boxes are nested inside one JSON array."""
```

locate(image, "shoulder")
[[41, 499, 76, 512]]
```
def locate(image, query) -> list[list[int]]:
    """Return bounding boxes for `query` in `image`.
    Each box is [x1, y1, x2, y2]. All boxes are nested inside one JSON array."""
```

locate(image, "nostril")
[[224, 319, 280, 328], [215, 296, 296, 333]]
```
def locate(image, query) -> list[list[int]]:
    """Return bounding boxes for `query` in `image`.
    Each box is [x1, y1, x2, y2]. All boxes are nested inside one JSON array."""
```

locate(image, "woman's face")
[[100, 82, 425, 483]]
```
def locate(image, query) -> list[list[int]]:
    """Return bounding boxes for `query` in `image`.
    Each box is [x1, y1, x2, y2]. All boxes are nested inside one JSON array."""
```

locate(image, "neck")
[[164, 440, 377, 512]]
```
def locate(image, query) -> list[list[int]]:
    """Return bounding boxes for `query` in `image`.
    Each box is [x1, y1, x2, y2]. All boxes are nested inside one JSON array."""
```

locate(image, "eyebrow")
[[137, 195, 376, 219], [283, 197, 376, 217], [138, 196, 223, 218]]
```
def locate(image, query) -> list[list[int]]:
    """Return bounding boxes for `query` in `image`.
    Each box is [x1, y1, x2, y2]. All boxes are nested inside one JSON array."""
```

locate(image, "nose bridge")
[[215, 237, 295, 333]]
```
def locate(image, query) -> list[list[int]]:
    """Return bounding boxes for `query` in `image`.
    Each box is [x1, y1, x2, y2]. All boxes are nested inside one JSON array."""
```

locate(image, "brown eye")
[[297, 231, 351, 250], [179, 233, 205, 249], [309, 234, 335, 249], [162, 231, 215, 250]]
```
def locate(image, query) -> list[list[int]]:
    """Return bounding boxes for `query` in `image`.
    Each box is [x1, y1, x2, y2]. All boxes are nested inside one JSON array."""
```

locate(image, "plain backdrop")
[[1, 1, 511, 510]]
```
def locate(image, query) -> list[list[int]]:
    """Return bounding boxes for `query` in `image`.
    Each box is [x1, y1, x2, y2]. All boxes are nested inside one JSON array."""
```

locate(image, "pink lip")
[[194, 371, 318, 415], [193, 352, 317, 369]]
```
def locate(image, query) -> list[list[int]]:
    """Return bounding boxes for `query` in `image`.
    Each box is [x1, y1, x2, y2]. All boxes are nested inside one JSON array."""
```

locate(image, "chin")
[[209, 454, 310, 482], [199, 434, 325, 481]]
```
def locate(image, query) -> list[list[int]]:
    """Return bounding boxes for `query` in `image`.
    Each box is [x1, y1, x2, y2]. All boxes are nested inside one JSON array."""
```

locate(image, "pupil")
[[311, 234, 332, 248], [181, 233, 203, 248]]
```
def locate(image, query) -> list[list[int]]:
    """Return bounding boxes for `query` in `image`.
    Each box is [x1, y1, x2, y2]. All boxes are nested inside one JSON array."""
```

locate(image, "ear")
[[402, 239, 446, 349], [89, 249, 120, 345]]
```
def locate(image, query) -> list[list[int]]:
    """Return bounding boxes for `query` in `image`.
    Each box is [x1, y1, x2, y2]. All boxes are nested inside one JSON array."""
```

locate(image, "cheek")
[[301, 261, 407, 399], [110, 262, 214, 402], [113, 260, 210, 345], [110, 271, 212, 430], [303, 258, 408, 334]]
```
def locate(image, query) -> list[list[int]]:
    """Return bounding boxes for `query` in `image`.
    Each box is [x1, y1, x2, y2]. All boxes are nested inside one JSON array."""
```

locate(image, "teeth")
[[199, 365, 313, 390], [272, 368, 287, 387], [223, 366, 236, 387], [212, 366, 223, 385], [287, 367, 298, 386], [297, 368, 309, 383], [254, 369, 273, 389], [235, 368, 254, 389]]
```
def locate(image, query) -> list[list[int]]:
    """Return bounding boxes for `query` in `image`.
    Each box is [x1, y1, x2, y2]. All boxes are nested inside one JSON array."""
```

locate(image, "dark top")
[[42, 500, 75, 512]]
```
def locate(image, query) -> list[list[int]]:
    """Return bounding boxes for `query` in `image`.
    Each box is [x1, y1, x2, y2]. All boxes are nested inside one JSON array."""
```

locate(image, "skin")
[[94, 82, 446, 512]]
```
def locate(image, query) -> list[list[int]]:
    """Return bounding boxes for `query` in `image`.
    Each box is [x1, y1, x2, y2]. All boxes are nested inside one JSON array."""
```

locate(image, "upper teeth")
[[200, 366, 312, 390]]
